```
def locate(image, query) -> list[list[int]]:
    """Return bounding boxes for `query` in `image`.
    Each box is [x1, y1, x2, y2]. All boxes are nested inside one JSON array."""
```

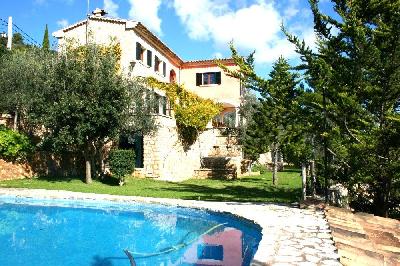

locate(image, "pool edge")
[[0, 188, 275, 265]]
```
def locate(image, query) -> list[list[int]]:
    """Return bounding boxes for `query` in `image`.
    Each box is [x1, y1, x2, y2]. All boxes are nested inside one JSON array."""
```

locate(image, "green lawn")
[[0, 169, 301, 203]]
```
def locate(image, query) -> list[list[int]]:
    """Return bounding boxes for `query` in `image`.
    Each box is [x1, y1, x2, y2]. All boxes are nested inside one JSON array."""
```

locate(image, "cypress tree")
[[42, 24, 50, 51]]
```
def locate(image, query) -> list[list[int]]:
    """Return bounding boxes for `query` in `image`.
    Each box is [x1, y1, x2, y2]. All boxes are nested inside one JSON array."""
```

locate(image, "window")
[[147, 50, 152, 67], [160, 96, 167, 115], [152, 93, 170, 117], [136, 42, 145, 61], [196, 72, 221, 86], [153, 94, 160, 114], [154, 56, 161, 72], [163, 62, 166, 77]]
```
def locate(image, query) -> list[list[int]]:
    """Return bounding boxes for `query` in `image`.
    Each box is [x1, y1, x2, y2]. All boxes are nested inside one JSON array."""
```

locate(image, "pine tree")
[[228, 55, 299, 185], [42, 24, 50, 51], [285, 0, 400, 217]]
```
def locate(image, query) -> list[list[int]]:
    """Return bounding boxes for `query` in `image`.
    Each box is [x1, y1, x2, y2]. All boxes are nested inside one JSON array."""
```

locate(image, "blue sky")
[[0, 0, 335, 76]]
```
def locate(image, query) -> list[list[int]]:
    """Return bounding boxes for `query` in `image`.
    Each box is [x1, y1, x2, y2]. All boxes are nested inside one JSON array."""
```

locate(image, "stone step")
[[336, 242, 385, 266], [325, 206, 400, 266], [201, 156, 237, 169], [194, 168, 236, 179]]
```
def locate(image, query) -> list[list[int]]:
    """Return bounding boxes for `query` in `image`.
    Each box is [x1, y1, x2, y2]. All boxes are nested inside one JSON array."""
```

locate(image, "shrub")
[[0, 126, 33, 162], [251, 163, 268, 174], [108, 149, 135, 185]]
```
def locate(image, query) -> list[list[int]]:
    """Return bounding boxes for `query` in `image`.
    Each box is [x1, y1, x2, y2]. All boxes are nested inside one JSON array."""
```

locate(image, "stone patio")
[[0, 188, 341, 266]]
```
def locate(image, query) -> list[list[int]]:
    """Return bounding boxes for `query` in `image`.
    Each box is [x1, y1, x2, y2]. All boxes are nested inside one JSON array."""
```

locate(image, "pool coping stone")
[[0, 188, 342, 266]]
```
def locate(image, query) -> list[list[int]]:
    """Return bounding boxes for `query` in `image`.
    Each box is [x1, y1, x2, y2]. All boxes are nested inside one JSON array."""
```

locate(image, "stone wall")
[[0, 159, 33, 180], [142, 116, 234, 180]]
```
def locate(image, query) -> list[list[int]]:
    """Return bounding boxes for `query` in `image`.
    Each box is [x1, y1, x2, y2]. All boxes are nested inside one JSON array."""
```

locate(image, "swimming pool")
[[0, 196, 262, 266]]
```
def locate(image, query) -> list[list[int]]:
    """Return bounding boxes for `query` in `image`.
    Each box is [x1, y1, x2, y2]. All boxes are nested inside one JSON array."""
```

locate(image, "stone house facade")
[[53, 8, 244, 180]]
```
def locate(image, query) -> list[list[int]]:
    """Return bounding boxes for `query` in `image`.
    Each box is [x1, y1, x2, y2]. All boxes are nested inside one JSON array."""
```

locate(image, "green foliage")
[[251, 163, 268, 174], [123, 79, 158, 136], [42, 24, 50, 51], [0, 48, 48, 129], [0, 126, 32, 162], [235, 91, 259, 160], [284, 0, 400, 217], [30, 43, 126, 150], [0, 42, 157, 183], [146, 77, 222, 146], [227, 54, 300, 184], [27, 43, 144, 183], [0, 35, 7, 58], [108, 149, 135, 185]]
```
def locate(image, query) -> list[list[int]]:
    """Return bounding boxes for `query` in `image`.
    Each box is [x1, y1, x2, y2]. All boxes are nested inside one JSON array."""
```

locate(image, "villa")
[[53, 8, 245, 181]]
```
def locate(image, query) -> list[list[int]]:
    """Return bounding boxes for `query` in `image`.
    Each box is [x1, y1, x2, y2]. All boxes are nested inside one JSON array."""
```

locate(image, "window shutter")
[[147, 50, 152, 67], [136, 42, 141, 60], [216, 72, 221, 85], [154, 56, 159, 71], [196, 73, 202, 86], [163, 62, 166, 77]]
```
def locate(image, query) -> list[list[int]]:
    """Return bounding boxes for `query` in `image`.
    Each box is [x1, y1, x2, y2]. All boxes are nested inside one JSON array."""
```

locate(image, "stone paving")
[[0, 188, 342, 266], [325, 206, 399, 266]]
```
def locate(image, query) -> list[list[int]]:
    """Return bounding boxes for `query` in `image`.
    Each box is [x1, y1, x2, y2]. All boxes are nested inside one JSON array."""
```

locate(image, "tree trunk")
[[85, 157, 92, 184], [13, 110, 18, 131], [310, 160, 316, 197], [301, 163, 307, 201], [272, 144, 278, 185], [84, 143, 93, 184]]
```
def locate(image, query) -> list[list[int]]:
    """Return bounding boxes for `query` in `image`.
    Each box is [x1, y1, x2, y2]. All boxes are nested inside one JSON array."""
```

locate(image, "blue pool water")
[[0, 196, 261, 266]]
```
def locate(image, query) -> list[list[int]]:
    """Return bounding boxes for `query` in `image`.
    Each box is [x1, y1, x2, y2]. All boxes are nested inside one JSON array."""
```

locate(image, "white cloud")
[[213, 52, 223, 59], [104, 0, 119, 17], [128, 0, 162, 35], [57, 19, 69, 28], [283, 0, 299, 19], [173, 0, 315, 64]]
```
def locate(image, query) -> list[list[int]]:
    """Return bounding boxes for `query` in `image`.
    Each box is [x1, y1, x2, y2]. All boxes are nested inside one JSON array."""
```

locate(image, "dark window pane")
[[196, 73, 202, 86], [210, 72, 216, 84], [203, 73, 210, 85], [147, 50, 152, 67], [216, 71, 221, 84], [153, 94, 160, 114], [136, 42, 141, 60], [163, 62, 166, 77]]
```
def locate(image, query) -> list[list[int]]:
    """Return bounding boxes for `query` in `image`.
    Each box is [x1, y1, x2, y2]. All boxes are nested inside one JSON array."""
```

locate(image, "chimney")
[[92, 8, 107, 17]]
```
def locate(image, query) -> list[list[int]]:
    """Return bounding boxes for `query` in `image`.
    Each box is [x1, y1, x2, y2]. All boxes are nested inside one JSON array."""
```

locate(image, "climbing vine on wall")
[[146, 77, 223, 146]]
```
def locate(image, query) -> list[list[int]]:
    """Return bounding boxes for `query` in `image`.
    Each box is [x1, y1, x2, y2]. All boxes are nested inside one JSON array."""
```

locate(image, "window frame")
[[196, 72, 222, 86], [154, 56, 161, 72]]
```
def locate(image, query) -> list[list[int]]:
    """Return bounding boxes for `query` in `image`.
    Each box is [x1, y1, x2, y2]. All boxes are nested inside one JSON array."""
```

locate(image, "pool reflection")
[[181, 228, 245, 266]]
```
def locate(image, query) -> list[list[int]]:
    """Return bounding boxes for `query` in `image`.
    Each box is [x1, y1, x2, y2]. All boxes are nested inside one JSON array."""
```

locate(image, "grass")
[[0, 169, 301, 203]]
